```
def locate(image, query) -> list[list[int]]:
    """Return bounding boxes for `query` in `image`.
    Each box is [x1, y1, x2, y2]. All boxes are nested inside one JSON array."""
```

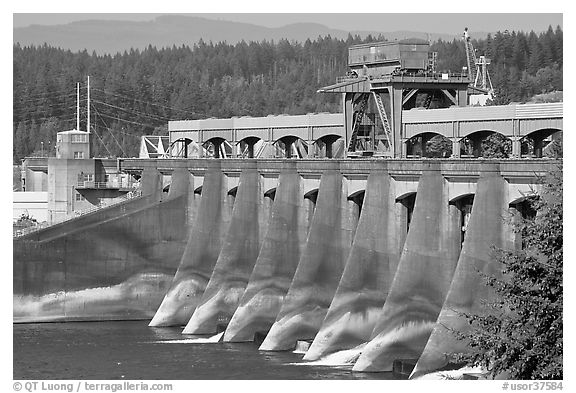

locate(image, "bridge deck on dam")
[[402, 102, 562, 144], [165, 103, 562, 159]]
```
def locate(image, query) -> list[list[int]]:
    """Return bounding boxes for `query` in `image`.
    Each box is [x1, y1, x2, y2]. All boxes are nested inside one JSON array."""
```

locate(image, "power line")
[[13, 116, 77, 125], [92, 110, 162, 130], [89, 124, 113, 157], [11, 85, 77, 97], [13, 105, 78, 117], [91, 88, 205, 117], [91, 105, 127, 156], [14, 92, 78, 104], [91, 99, 172, 123]]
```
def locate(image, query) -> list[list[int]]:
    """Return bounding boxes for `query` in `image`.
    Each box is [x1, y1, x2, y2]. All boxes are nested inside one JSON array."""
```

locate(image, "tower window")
[[71, 134, 88, 143]]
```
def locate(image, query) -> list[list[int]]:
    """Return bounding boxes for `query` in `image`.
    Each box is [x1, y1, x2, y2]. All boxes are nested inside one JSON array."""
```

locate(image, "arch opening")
[[273, 136, 308, 159], [304, 189, 319, 204], [169, 137, 196, 158], [227, 186, 238, 198], [264, 188, 276, 201], [509, 196, 538, 250], [348, 190, 365, 217], [397, 192, 416, 234], [450, 193, 475, 245], [521, 129, 562, 158], [314, 135, 344, 159], [406, 132, 452, 158], [459, 131, 511, 158], [237, 136, 262, 159], [203, 137, 233, 159]]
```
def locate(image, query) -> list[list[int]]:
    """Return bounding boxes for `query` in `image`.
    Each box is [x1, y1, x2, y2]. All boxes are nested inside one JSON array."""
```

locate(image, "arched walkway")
[[459, 130, 511, 158], [314, 135, 344, 158], [237, 136, 262, 158], [273, 136, 308, 158], [406, 132, 452, 158], [203, 137, 232, 158], [169, 138, 195, 158], [521, 128, 562, 158]]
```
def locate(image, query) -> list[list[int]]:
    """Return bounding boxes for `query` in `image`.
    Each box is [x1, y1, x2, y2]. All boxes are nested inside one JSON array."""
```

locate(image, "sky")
[[13, 12, 563, 35]]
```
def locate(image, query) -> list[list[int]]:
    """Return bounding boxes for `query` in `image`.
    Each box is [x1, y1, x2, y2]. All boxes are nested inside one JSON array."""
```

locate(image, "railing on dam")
[[402, 102, 563, 123]]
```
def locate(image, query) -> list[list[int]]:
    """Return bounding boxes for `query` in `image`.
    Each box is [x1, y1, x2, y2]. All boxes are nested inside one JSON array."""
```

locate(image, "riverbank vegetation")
[[453, 166, 563, 379]]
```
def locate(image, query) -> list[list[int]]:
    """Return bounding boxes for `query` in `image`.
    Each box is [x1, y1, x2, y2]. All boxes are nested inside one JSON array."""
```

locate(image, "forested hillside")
[[13, 26, 562, 162]]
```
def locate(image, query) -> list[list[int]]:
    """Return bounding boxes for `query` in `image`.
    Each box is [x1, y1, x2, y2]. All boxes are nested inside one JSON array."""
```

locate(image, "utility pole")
[[76, 82, 80, 131], [87, 76, 90, 133]]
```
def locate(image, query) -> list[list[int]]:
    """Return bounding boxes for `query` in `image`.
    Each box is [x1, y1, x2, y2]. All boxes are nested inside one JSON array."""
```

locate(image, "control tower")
[[318, 38, 470, 158]]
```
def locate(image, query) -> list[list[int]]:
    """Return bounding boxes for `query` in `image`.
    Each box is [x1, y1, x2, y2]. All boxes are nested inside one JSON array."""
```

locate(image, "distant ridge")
[[13, 15, 476, 54]]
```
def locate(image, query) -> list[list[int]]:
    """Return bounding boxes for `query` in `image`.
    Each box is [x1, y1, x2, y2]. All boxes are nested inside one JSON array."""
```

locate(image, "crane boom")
[[463, 28, 494, 94]]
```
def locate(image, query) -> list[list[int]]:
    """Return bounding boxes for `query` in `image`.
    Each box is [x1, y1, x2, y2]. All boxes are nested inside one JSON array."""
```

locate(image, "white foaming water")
[[290, 343, 366, 366], [412, 366, 485, 380], [152, 332, 223, 344]]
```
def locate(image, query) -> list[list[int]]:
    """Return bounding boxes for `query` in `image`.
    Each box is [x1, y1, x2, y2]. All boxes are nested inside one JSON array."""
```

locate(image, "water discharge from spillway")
[[304, 169, 399, 361], [183, 165, 270, 334], [259, 169, 355, 351], [410, 166, 513, 379], [353, 163, 461, 372], [293, 343, 366, 367], [150, 164, 233, 327], [224, 164, 308, 342]]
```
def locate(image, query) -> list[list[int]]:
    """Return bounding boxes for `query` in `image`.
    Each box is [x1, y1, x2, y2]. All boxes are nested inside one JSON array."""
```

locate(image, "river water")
[[14, 321, 402, 380]]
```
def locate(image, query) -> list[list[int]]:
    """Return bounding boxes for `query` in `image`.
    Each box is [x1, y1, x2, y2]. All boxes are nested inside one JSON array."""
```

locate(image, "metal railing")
[[336, 75, 364, 84], [73, 189, 143, 217], [77, 181, 136, 189]]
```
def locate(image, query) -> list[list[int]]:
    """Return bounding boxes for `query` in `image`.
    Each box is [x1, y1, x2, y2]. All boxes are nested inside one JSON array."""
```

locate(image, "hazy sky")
[[13, 13, 563, 34]]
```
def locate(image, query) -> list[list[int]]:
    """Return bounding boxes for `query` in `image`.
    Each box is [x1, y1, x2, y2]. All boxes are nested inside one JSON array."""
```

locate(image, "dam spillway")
[[13, 158, 556, 375]]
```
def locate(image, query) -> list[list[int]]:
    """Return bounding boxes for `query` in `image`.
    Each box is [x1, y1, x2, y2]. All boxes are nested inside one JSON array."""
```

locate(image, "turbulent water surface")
[[14, 321, 402, 380]]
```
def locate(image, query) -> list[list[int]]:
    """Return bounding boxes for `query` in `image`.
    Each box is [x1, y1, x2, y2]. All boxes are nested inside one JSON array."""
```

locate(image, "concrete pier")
[[183, 164, 270, 334], [353, 162, 461, 372], [303, 166, 399, 360], [410, 166, 512, 378], [224, 163, 309, 342], [150, 163, 234, 327], [260, 167, 356, 351]]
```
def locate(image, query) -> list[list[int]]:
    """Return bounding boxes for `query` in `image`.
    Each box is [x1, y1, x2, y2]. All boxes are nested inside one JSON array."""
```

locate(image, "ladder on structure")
[[423, 92, 434, 109], [372, 92, 394, 155], [348, 94, 369, 153]]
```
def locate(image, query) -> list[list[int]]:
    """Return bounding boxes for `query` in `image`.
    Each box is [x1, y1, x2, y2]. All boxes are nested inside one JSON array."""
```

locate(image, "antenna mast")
[[87, 76, 90, 133], [76, 82, 80, 131]]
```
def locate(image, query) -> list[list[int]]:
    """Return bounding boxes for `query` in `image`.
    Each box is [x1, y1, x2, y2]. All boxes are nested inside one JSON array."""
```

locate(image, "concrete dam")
[[13, 158, 556, 375]]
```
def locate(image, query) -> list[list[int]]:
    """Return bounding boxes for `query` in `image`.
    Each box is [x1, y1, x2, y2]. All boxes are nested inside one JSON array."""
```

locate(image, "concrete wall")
[[13, 168, 189, 322]]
